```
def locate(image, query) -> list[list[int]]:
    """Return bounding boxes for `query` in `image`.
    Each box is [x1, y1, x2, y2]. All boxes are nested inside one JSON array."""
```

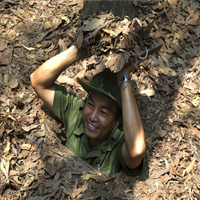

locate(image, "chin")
[[85, 129, 98, 139]]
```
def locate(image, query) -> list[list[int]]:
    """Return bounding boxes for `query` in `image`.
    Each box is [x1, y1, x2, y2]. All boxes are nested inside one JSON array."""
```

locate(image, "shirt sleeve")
[[52, 84, 85, 131]]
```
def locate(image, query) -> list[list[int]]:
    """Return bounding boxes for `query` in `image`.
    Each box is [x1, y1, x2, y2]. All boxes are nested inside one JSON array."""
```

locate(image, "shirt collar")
[[73, 122, 123, 153], [74, 123, 85, 136]]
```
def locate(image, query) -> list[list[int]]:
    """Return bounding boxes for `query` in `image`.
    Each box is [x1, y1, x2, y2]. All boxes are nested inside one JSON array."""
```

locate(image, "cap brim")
[[77, 77, 121, 109], [77, 77, 106, 95]]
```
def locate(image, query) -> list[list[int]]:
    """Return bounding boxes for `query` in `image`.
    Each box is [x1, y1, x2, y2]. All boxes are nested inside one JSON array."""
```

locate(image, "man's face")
[[83, 90, 121, 147]]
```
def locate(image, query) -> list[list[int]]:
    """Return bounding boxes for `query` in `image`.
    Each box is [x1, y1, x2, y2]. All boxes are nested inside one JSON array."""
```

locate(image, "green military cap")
[[77, 68, 122, 110]]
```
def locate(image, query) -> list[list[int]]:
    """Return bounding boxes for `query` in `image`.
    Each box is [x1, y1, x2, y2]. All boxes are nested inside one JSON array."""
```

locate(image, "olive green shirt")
[[53, 84, 143, 176]]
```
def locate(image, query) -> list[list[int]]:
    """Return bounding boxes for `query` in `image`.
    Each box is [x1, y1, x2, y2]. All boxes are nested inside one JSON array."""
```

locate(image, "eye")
[[88, 101, 93, 108], [101, 110, 108, 116]]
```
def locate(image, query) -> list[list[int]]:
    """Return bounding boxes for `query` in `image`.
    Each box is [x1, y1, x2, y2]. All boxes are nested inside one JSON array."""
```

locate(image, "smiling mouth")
[[89, 123, 95, 128], [87, 122, 98, 131]]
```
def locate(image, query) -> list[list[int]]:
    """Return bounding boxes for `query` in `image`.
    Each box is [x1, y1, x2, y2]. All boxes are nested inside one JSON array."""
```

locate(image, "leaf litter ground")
[[0, 0, 200, 199]]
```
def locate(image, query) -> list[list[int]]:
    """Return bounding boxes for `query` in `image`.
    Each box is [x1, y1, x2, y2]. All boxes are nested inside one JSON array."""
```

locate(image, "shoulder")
[[53, 84, 85, 122], [54, 84, 85, 106]]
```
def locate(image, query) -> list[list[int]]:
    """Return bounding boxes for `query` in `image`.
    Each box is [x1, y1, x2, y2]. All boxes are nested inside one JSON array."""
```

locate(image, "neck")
[[89, 139, 102, 148]]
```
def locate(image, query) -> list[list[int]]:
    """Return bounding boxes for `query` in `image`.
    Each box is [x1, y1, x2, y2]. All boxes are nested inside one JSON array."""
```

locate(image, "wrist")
[[117, 69, 129, 80], [63, 46, 88, 65], [118, 75, 131, 88]]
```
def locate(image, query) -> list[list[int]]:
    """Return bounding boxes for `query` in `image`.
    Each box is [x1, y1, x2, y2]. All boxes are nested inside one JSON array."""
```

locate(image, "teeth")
[[89, 123, 95, 128]]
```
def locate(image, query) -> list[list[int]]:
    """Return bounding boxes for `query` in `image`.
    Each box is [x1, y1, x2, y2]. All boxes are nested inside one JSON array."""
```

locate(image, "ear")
[[117, 115, 122, 128]]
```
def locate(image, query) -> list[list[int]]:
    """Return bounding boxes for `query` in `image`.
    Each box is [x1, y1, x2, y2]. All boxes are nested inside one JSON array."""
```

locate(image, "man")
[[30, 45, 146, 176]]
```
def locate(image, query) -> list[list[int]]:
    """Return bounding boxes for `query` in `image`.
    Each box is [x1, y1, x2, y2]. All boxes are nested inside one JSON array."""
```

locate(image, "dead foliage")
[[0, 0, 200, 199], [75, 14, 163, 73]]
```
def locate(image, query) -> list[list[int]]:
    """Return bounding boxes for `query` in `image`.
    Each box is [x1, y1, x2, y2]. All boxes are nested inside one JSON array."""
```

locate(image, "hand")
[[76, 47, 90, 61], [117, 61, 137, 80]]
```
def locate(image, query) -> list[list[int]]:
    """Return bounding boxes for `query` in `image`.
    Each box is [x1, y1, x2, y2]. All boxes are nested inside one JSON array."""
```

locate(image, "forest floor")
[[0, 0, 200, 199]]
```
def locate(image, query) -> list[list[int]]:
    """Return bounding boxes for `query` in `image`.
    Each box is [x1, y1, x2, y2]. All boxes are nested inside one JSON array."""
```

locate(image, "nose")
[[89, 109, 98, 122]]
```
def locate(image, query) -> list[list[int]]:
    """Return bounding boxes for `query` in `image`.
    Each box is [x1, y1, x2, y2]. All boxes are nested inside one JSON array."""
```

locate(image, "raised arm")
[[117, 65, 146, 169], [30, 45, 88, 111]]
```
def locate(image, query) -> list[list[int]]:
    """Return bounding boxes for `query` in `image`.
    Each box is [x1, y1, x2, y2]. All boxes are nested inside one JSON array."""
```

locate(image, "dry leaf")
[[57, 75, 84, 91], [76, 27, 83, 49], [161, 174, 171, 184], [0, 96, 8, 105], [58, 39, 67, 52], [189, 124, 200, 138], [0, 39, 7, 51], [185, 157, 196, 175], [52, 18, 62, 29], [27, 0, 37, 6], [21, 143, 32, 150], [138, 19, 155, 39], [74, 60, 87, 79], [31, 145, 38, 151], [0, 158, 10, 179], [57, 75, 76, 84], [22, 124, 38, 132], [23, 176, 34, 187], [159, 67, 176, 76], [13, 100, 25, 108], [194, 192, 200, 199], [9, 80, 18, 89], [83, 19, 114, 44], [106, 53, 127, 73], [83, 18, 105, 32], [10, 8, 24, 20], [17, 7, 25, 14], [23, 45, 35, 51], [71, 183, 88, 199], [45, 162, 56, 176], [0, 122, 5, 137], [158, 129, 167, 137], [106, 55, 118, 69], [60, 16, 70, 24], [103, 28, 117, 37], [174, 32, 181, 39], [0, 46, 13, 65], [34, 130, 46, 137], [191, 96, 199, 107], [111, 182, 126, 198], [195, 25, 200, 37], [81, 174, 99, 181], [192, 173, 200, 189], [8, 30, 16, 40], [44, 21, 52, 30], [3, 74, 9, 83], [4, 141, 10, 154], [33, 29, 53, 44], [35, 43, 42, 48], [8, 115, 17, 122], [140, 89, 155, 97], [74, 69, 86, 80]]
